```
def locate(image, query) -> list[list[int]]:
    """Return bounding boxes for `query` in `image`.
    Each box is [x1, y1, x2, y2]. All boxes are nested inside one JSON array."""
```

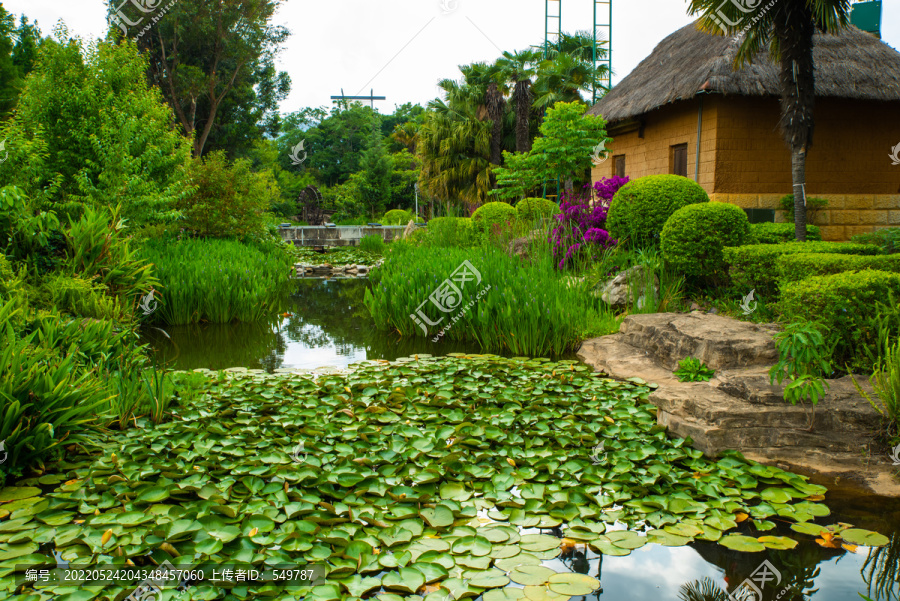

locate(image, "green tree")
[[495, 48, 542, 152], [0, 29, 193, 225], [687, 0, 852, 241], [0, 6, 19, 118], [117, 0, 291, 157], [355, 124, 391, 219], [493, 101, 609, 198]]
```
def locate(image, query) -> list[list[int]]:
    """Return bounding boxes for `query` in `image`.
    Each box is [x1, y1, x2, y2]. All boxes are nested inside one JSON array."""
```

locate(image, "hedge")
[[607, 174, 709, 248], [382, 209, 414, 225], [776, 252, 900, 285], [851, 227, 900, 254], [472, 202, 517, 235], [661, 202, 750, 279], [516, 197, 561, 222], [749, 222, 821, 244], [723, 241, 882, 298], [779, 270, 900, 369], [422, 217, 477, 247]]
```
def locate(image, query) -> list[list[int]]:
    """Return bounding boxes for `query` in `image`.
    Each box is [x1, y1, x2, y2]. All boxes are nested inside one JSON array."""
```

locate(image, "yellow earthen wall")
[[593, 96, 900, 241]]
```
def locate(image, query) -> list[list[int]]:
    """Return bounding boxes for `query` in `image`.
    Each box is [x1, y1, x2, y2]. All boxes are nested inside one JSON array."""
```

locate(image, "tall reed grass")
[[140, 238, 294, 325], [364, 238, 620, 357]]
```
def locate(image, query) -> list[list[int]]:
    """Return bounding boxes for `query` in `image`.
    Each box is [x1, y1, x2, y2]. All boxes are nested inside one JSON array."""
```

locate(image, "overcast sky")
[[4, 0, 899, 117]]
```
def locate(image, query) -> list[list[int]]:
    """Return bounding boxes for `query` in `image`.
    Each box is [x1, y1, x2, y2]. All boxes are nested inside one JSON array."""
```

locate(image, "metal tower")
[[593, 0, 612, 101], [545, 0, 562, 58]]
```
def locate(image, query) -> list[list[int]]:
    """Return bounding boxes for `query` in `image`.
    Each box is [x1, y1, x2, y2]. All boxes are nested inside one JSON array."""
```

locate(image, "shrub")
[[382, 209, 414, 225], [359, 234, 387, 254], [177, 151, 277, 239], [661, 202, 750, 280], [723, 241, 882, 298], [472, 202, 517, 236], [422, 217, 478, 247], [551, 191, 615, 269], [778, 270, 900, 369], [777, 253, 900, 285], [750, 222, 822, 244], [852, 228, 900, 254], [673, 357, 715, 382], [592, 176, 630, 203], [516, 198, 561, 222], [139, 238, 294, 325], [780, 194, 829, 225], [607, 175, 709, 248]]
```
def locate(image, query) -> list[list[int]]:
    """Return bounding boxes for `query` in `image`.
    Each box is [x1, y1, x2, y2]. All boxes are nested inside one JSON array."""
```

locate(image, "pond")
[[141, 279, 487, 372], [127, 280, 900, 601]]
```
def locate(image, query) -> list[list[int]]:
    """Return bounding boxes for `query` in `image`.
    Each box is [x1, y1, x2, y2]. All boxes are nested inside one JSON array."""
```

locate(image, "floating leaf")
[[719, 535, 766, 552]]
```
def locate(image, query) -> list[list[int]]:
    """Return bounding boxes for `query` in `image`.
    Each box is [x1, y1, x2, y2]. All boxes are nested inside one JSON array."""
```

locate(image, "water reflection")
[[142, 279, 485, 371]]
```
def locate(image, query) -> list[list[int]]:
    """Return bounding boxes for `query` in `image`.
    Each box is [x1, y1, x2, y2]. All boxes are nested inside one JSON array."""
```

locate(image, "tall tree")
[[112, 0, 290, 157], [356, 124, 391, 219], [688, 0, 851, 241], [495, 48, 541, 152]]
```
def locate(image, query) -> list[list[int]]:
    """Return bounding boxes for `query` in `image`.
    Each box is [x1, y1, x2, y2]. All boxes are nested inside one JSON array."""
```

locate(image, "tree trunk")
[[773, 3, 815, 242], [513, 80, 533, 153], [486, 82, 506, 166], [792, 147, 808, 242]]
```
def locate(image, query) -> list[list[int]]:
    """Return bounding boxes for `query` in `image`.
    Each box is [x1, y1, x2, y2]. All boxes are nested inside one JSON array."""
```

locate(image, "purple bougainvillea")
[[549, 177, 629, 269]]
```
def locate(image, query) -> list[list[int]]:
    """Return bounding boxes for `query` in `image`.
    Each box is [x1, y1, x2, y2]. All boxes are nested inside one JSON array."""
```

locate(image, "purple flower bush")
[[550, 176, 629, 269]]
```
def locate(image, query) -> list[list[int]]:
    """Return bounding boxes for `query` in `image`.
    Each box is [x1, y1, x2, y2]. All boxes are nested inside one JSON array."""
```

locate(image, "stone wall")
[[278, 225, 407, 246]]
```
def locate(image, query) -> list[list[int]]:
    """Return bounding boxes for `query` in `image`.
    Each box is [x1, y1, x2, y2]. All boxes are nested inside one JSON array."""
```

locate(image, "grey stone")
[[598, 265, 659, 307]]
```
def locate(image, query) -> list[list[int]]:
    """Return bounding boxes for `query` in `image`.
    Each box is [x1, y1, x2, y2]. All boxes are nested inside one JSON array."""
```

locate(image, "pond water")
[[138, 279, 900, 601]]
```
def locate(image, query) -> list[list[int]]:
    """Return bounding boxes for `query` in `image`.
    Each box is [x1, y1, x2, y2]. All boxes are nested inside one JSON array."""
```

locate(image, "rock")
[[507, 229, 545, 260], [403, 220, 416, 239], [689, 302, 702, 312], [598, 265, 659, 307], [577, 312, 900, 497]]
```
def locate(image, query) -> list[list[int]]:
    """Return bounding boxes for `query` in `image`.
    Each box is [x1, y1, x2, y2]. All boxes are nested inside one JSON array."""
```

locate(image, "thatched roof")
[[588, 21, 900, 123]]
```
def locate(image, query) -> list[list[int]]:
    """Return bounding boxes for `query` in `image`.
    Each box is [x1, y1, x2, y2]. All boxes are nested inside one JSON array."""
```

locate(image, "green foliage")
[[0, 185, 60, 267], [139, 238, 294, 325], [776, 252, 900, 285], [769, 322, 832, 428], [607, 175, 710, 248], [382, 209, 414, 225], [472, 202, 517, 236], [358, 234, 387, 254], [365, 243, 620, 356], [851, 228, 900, 255], [778, 270, 900, 370], [355, 125, 392, 219], [493, 101, 609, 200], [723, 241, 881, 298], [673, 357, 716, 382], [749, 221, 821, 244], [852, 336, 900, 445], [41, 273, 124, 321], [661, 202, 750, 280], [177, 151, 277, 240], [0, 34, 193, 225], [420, 217, 478, 248], [780, 194, 829, 224], [516, 197, 561, 222]]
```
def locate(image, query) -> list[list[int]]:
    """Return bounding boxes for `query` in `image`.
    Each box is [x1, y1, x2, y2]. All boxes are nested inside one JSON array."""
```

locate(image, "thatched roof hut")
[[588, 21, 900, 242], [588, 21, 900, 124]]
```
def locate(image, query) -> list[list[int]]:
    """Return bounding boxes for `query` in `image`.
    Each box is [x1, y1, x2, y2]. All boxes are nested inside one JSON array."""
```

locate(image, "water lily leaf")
[[442, 577, 481, 600], [484, 589, 526, 601], [523, 584, 571, 601], [451, 535, 492, 557], [467, 568, 510, 588], [719, 535, 766, 552], [760, 488, 792, 504], [410, 561, 449, 584], [440, 483, 472, 501], [0, 487, 41, 502], [383, 567, 425, 592], [509, 564, 557, 586], [135, 486, 170, 504], [840, 529, 890, 547], [519, 534, 560, 552], [588, 540, 632, 556], [790, 522, 828, 537], [421, 506, 455, 529], [495, 552, 541, 571], [605, 531, 646, 549], [547, 573, 601, 595], [646, 529, 692, 547], [758, 536, 798, 550]]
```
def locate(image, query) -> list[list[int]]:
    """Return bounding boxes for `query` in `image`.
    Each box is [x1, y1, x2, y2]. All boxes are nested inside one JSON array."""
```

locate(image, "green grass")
[[139, 238, 294, 325], [365, 240, 620, 356]]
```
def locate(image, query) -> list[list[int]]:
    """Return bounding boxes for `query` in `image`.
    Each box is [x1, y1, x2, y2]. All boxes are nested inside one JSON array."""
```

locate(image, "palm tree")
[[495, 49, 542, 152], [688, 0, 852, 241], [532, 52, 607, 112]]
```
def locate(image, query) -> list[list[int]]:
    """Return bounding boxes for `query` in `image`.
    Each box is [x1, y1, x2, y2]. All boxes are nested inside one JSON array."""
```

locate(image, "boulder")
[[507, 229, 545, 260], [597, 265, 659, 307], [403, 220, 416, 240]]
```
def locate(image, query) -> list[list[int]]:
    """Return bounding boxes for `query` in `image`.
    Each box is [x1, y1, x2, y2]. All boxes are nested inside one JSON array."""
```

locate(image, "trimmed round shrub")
[[516, 197, 561, 222], [749, 222, 821, 244], [422, 217, 477, 247], [382, 209, 414, 225], [661, 202, 750, 278], [607, 175, 709, 248], [472, 202, 517, 234]]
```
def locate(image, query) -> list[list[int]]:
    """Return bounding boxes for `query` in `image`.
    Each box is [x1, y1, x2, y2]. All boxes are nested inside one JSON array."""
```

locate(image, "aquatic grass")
[[139, 238, 294, 325], [364, 242, 620, 356]]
